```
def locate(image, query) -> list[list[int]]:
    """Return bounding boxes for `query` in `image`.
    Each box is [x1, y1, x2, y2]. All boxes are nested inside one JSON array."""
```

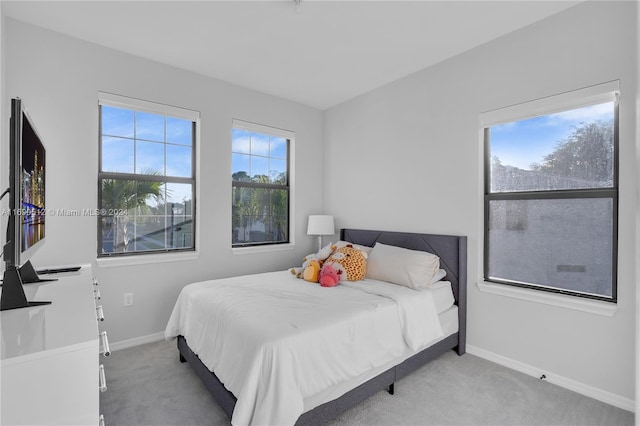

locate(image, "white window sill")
[[232, 243, 295, 255], [476, 281, 617, 317], [96, 251, 199, 268]]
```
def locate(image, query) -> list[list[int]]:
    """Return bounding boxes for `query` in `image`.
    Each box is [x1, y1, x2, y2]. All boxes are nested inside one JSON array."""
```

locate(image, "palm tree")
[[101, 172, 164, 252]]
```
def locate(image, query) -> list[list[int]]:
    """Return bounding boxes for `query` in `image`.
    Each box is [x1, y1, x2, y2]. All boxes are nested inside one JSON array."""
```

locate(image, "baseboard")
[[466, 344, 635, 413], [110, 332, 166, 352]]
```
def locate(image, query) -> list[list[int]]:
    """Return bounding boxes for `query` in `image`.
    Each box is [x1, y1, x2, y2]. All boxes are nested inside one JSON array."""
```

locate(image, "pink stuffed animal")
[[319, 263, 342, 287]]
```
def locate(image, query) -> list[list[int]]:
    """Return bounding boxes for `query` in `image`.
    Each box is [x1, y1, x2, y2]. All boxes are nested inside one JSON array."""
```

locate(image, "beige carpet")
[[100, 339, 633, 426]]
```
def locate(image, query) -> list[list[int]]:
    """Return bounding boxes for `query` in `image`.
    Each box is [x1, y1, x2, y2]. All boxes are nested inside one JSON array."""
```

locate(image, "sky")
[[489, 101, 614, 170], [231, 128, 287, 182], [101, 106, 194, 206]]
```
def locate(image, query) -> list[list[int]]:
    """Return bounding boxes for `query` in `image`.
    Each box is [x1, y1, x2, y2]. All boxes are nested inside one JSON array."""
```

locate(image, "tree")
[[530, 120, 614, 186], [232, 171, 249, 239], [258, 172, 288, 241], [101, 171, 164, 252], [232, 171, 288, 243]]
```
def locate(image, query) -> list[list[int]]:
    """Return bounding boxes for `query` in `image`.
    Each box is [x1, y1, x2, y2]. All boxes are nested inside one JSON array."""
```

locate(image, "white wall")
[[4, 19, 325, 345], [636, 1, 640, 418], [3, 0, 637, 411], [0, 7, 6, 248], [325, 1, 636, 409]]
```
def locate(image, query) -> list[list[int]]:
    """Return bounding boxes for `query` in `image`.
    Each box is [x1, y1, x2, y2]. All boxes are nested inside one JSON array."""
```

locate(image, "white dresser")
[[0, 265, 108, 425]]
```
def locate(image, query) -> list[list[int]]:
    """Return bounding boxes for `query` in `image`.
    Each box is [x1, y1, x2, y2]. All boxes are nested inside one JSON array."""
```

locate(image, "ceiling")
[[2, 1, 582, 110]]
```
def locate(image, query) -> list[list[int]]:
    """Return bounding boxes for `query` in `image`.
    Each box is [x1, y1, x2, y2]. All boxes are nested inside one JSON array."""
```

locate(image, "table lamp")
[[307, 215, 335, 251]]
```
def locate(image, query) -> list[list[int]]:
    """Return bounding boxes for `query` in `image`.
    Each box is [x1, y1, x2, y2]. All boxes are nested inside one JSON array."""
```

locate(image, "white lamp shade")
[[307, 215, 335, 236]]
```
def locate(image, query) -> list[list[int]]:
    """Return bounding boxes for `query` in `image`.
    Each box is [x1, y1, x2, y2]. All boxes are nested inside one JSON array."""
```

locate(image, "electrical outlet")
[[123, 293, 134, 307]]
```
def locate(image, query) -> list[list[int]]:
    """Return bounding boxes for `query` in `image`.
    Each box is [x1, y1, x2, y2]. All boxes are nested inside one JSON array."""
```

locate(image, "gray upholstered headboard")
[[341, 228, 467, 352]]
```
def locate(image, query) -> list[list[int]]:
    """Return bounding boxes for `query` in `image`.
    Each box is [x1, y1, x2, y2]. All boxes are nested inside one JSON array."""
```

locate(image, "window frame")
[[97, 92, 200, 258], [481, 81, 619, 303], [231, 119, 293, 249]]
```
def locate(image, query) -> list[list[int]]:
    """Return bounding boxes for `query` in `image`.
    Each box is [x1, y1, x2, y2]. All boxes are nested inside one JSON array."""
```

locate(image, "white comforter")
[[164, 271, 443, 426]]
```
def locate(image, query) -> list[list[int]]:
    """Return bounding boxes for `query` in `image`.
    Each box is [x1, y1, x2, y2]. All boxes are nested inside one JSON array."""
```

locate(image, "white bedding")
[[431, 280, 455, 314], [164, 271, 444, 426]]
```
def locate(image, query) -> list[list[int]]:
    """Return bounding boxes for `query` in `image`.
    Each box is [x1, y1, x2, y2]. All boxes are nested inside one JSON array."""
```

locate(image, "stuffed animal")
[[316, 242, 335, 260], [319, 263, 342, 287], [303, 260, 322, 283], [323, 245, 368, 281], [290, 257, 316, 279], [290, 242, 337, 280]]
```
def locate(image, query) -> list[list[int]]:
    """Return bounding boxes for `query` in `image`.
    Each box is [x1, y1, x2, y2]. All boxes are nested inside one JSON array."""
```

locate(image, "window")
[[98, 93, 199, 256], [232, 120, 291, 248], [482, 82, 619, 302]]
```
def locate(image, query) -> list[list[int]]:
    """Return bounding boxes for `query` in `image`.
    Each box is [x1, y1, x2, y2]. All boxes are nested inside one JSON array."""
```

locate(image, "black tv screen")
[[4, 98, 46, 270], [20, 110, 46, 253]]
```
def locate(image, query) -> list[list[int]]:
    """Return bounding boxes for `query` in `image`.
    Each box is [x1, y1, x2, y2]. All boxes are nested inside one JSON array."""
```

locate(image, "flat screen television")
[[1, 98, 51, 310]]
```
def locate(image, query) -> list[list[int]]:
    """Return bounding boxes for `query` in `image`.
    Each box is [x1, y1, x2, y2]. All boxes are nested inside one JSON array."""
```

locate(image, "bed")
[[165, 228, 467, 425]]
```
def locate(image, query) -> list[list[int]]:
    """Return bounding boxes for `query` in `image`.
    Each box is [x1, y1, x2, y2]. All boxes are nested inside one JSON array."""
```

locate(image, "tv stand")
[[19, 260, 58, 283], [0, 266, 51, 311], [36, 265, 82, 275]]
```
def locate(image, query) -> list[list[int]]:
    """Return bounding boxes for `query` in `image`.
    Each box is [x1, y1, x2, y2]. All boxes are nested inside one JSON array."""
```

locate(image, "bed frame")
[[176, 228, 467, 425]]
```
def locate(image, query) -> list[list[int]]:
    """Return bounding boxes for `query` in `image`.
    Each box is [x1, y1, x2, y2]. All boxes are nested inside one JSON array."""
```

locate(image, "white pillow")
[[366, 243, 440, 290], [431, 268, 447, 285]]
